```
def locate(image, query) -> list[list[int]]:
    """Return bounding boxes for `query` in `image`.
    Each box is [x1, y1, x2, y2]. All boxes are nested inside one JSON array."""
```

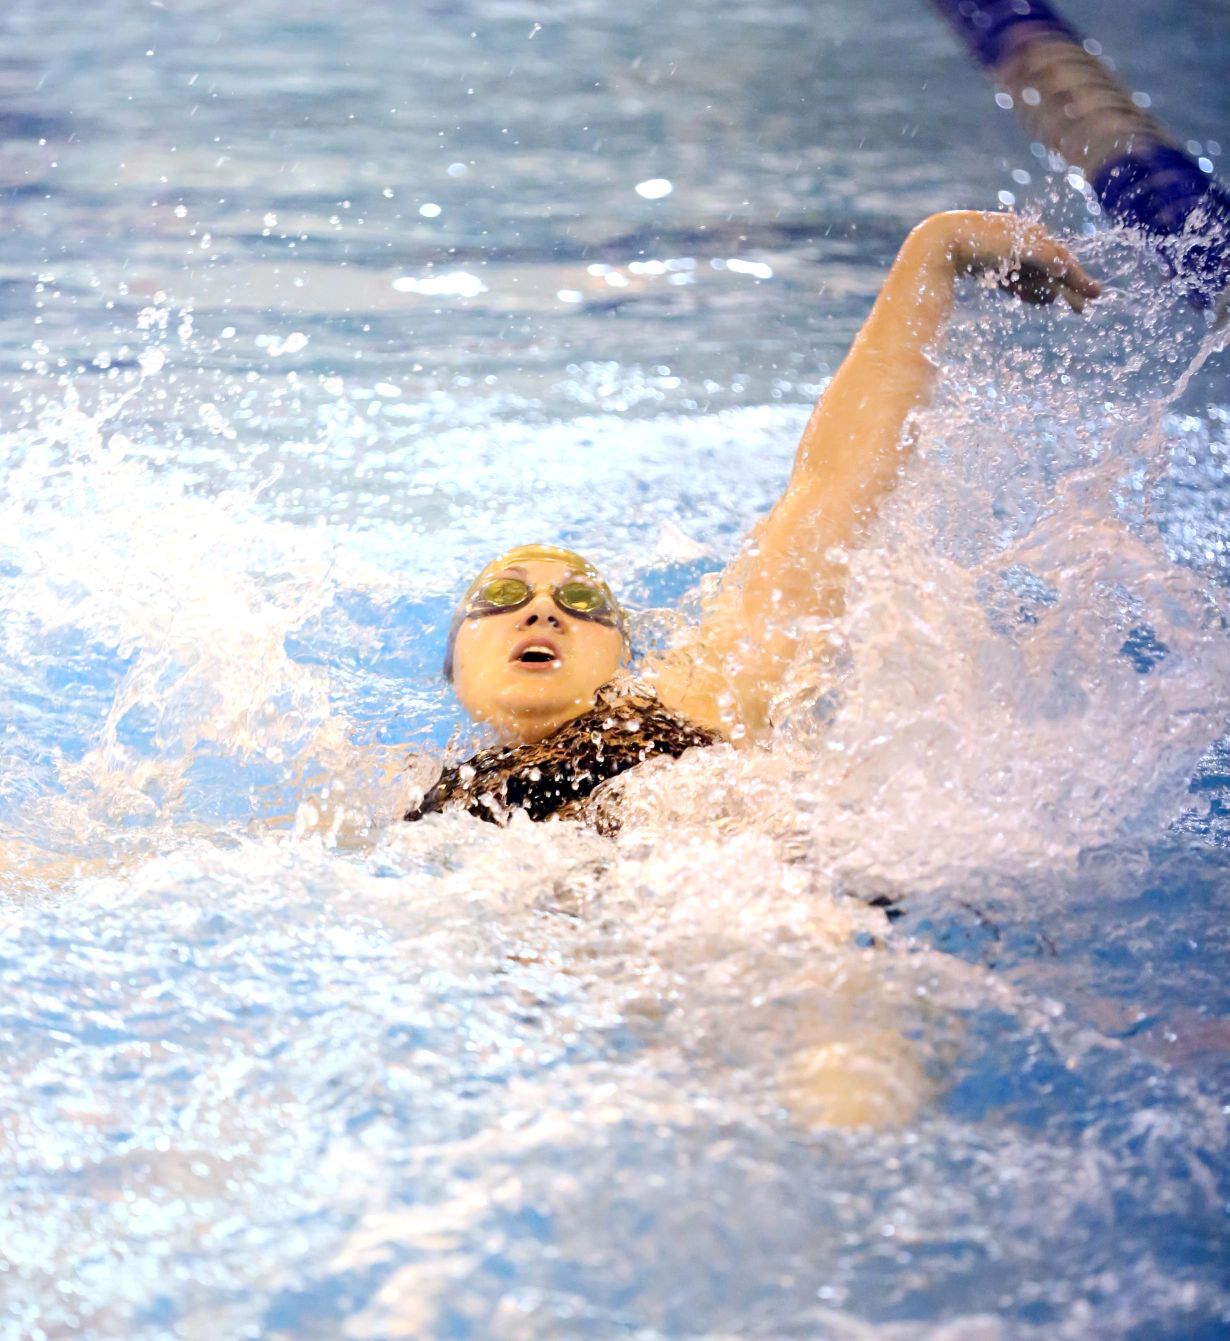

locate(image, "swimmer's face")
[[451, 558, 626, 743]]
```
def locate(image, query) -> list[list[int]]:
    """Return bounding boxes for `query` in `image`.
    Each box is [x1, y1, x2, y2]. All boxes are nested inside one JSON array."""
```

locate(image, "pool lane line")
[[926, 0, 1230, 309]]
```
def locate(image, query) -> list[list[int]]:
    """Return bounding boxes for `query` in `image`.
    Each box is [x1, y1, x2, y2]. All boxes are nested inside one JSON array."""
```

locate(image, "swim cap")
[[442, 544, 628, 681]]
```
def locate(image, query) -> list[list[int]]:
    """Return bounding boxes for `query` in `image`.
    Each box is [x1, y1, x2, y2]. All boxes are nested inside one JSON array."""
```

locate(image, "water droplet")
[[725, 258, 773, 280], [392, 271, 486, 298]]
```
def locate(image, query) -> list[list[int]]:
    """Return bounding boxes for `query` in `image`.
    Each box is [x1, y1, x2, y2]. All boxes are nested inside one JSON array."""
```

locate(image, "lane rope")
[[928, 0, 1229, 307]]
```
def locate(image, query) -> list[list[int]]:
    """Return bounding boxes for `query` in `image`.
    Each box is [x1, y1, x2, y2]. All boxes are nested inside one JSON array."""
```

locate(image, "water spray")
[[927, 0, 1230, 312]]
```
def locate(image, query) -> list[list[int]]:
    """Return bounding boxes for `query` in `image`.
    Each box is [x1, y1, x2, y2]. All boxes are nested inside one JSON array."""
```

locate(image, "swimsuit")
[[404, 679, 719, 835]]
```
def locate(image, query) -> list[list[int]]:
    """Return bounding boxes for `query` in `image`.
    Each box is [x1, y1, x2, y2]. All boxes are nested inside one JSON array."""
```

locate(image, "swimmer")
[[407, 210, 1101, 831]]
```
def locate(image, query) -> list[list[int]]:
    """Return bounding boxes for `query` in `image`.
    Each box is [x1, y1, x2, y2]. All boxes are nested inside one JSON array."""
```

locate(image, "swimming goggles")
[[464, 575, 622, 627]]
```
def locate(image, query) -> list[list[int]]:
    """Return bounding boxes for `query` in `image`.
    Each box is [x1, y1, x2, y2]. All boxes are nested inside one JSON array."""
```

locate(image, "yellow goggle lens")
[[555, 581, 605, 613], [478, 577, 532, 607]]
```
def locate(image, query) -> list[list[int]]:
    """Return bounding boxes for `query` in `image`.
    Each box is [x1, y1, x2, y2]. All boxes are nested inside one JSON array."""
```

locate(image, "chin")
[[456, 660, 616, 735], [494, 671, 599, 716], [500, 684, 587, 717]]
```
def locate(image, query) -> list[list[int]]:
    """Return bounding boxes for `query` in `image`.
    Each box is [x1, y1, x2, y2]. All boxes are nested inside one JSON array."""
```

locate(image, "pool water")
[[2, 1, 1229, 1337]]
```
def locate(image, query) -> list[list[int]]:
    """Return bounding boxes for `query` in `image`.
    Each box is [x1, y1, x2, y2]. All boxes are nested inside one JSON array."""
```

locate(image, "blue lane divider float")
[[928, 0, 1230, 305]]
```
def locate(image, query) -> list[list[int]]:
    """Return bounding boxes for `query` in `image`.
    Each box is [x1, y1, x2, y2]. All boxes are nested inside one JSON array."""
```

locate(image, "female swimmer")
[[406, 210, 1101, 831]]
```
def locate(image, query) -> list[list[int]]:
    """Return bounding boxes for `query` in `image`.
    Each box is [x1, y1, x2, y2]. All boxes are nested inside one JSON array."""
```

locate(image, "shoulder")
[[588, 673, 721, 751], [590, 671, 660, 717], [635, 641, 739, 741]]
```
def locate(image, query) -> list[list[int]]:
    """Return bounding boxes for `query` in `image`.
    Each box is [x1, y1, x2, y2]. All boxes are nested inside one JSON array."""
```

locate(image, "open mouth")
[[510, 637, 562, 669]]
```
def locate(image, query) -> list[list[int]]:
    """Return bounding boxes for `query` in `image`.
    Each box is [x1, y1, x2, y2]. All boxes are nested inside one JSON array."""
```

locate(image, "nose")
[[518, 593, 563, 631]]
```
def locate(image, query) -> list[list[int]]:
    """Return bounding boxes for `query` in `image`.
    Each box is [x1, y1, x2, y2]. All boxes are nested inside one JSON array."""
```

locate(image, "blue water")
[[2, 1, 1229, 1338]]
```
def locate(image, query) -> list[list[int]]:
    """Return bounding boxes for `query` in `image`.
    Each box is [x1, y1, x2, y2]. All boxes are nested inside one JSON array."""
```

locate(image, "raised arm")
[[648, 210, 1100, 739]]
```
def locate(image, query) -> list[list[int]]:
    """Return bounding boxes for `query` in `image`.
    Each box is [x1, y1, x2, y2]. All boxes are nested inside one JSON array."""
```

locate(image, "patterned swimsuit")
[[404, 680, 719, 835]]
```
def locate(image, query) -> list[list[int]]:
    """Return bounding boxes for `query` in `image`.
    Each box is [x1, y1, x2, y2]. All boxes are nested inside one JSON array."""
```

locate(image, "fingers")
[[1062, 262, 1102, 299], [997, 260, 1059, 305], [1050, 250, 1102, 311], [1061, 264, 1102, 311], [1009, 227, 1102, 312], [951, 211, 1103, 313]]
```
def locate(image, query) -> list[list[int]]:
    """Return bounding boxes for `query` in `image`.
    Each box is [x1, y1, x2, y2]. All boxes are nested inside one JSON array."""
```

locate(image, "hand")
[[939, 211, 1102, 312]]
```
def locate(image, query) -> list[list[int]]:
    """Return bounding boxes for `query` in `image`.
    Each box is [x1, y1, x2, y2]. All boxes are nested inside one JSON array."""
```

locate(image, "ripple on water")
[[0, 818, 1227, 1338], [1, 1, 1229, 1336]]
